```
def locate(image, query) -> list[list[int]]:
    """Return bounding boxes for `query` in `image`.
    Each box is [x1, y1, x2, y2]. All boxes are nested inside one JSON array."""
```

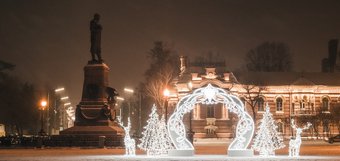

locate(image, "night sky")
[[1, 0, 340, 105]]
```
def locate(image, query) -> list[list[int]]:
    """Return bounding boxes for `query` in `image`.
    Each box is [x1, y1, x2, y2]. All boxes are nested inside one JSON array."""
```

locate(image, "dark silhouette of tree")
[[242, 84, 266, 121], [191, 51, 225, 67], [143, 41, 179, 112], [236, 73, 266, 122], [0, 61, 39, 136], [0, 60, 15, 72], [245, 42, 293, 72]]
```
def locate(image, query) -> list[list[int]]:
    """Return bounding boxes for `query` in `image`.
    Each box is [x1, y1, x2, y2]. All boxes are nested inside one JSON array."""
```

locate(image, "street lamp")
[[163, 88, 170, 123], [124, 88, 134, 93], [55, 87, 65, 93], [116, 96, 125, 119], [60, 96, 69, 100], [124, 88, 134, 117], [39, 100, 47, 136], [124, 87, 143, 137], [53, 87, 65, 134], [64, 102, 71, 106]]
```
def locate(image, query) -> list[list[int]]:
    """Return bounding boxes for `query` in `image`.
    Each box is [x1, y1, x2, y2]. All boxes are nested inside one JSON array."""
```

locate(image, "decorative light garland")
[[289, 119, 312, 157], [252, 104, 285, 156], [139, 104, 173, 156], [167, 84, 255, 156], [118, 117, 136, 156]]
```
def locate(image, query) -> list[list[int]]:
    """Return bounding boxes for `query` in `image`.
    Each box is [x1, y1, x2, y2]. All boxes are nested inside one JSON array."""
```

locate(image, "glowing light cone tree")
[[138, 104, 161, 155], [156, 115, 174, 155], [252, 103, 285, 156]]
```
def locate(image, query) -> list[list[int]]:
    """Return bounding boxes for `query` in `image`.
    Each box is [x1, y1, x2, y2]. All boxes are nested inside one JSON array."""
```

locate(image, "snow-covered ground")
[[0, 155, 339, 161], [0, 140, 339, 161]]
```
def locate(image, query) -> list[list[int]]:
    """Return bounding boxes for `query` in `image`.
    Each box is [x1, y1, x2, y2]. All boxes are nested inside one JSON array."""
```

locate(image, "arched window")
[[276, 97, 283, 112], [322, 97, 329, 111], [257, 97, 264, 112], [300, 100, 305, 109]]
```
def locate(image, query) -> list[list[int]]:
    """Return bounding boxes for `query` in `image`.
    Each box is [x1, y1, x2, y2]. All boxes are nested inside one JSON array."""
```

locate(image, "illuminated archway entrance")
[[167, 84, 254, 156]]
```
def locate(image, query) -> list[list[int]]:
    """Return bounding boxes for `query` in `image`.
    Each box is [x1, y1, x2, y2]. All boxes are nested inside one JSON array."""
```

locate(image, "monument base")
[[168, 149, 194, 156], [60, 125, 123, 137], [227, 149, 254, 157]]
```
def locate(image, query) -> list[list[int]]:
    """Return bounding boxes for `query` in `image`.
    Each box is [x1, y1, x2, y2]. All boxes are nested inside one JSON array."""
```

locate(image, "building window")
[[300, 100, 305, 109], [257, 97, 264, 112], [276, 97, 283, 112], [322, 97, 329, 111], [207, 105, 215, 118], [277, 121, 283, 133]]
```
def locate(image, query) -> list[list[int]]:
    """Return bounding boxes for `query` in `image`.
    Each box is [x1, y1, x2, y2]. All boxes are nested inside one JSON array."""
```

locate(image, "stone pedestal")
[[61, 62, 123, 138]]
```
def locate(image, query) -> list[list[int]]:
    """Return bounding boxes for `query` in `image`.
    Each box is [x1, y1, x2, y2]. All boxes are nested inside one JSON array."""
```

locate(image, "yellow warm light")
[[163, 88, 170, 97], [55, 87, 65, 92], [124, 88, 134, 93], [61, 96, 69, 100], [64, 102, 71, 106], [40, 100, 47, 110], [41, 100, 47, 107]]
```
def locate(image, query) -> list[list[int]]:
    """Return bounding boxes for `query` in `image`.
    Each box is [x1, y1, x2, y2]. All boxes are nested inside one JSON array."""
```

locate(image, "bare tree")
[[299, 115, 321, 139], [242, 84, 266, 121], [0, 73, 39, 136], [245, 41, 293, 72], [0, 60, 15, 72], [144, 41, 179, 112]]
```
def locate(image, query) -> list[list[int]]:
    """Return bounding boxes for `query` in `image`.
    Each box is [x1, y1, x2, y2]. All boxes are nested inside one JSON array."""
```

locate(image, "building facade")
[[167, 56, 340, 140]]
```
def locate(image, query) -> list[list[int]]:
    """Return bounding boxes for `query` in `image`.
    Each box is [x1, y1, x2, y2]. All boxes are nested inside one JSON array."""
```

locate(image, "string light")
[[118, 117, 136, 156], [252, 104, 285, 156], [167, 84, 254, 156], [289, 119, 312, 157]]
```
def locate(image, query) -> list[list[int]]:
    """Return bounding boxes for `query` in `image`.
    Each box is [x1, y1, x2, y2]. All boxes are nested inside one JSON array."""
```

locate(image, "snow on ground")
[[0, 140, 340, 161], [0, 155, 340, 161]]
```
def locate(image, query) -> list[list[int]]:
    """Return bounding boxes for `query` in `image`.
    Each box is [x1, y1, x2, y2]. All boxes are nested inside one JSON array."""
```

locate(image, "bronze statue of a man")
[[90, 13, 103, 62]]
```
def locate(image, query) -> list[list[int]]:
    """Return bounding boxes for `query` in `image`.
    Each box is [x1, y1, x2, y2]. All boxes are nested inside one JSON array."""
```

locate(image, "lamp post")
[[116, 96, 125, 119], [39, 100, 47, 136], [124, 88, 134, 118], [163, 88, 170, 123]]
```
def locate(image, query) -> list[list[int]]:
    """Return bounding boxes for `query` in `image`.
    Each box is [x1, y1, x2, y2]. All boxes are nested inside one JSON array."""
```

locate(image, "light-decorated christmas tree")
[[138, 104, 174, 155], [252, 103, 285, 156], [156, 115, 174, 155], [138, 104, 161, 155]]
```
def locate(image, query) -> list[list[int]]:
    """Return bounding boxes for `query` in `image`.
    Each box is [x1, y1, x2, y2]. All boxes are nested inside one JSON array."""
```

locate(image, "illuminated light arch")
[[167, 84, 254, 156]]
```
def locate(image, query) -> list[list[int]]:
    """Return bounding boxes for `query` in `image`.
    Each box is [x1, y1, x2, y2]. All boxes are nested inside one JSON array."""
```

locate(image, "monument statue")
[[61, 13, 123, 145], [90, 13, 103, 62]]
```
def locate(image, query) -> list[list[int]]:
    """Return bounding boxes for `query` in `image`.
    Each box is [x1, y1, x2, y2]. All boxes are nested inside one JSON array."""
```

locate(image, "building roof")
[[235, 72, 340, 86]]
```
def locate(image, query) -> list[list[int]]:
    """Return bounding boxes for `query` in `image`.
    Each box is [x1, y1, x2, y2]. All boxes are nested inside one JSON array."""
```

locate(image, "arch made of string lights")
[[167, 84, 254, 156]]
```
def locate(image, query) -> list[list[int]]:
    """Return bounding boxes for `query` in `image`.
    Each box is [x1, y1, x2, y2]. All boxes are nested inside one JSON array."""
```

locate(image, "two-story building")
[[166, 56, 340, 140]]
